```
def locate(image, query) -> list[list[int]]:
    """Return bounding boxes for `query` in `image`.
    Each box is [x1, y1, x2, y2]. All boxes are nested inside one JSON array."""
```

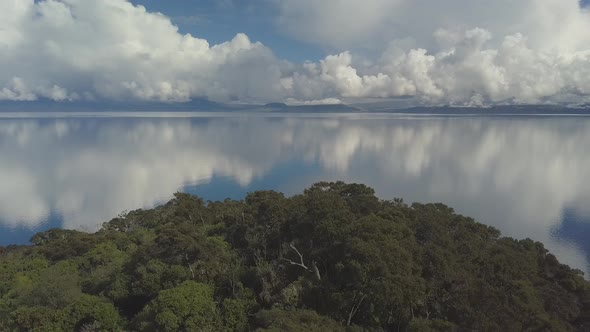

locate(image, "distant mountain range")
[[1, 98, 589, 114], [0, 98, 246, 112], [367, 104, 590, 115], [260, 102, 362, 112]]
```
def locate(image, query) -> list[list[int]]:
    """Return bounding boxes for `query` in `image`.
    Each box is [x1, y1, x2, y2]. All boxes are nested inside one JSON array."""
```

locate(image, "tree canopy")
[[0, 182, 588, 331]]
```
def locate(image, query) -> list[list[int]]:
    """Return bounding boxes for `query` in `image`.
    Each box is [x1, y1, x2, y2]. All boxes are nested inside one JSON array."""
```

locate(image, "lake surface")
[[1, 112, 589, 276]]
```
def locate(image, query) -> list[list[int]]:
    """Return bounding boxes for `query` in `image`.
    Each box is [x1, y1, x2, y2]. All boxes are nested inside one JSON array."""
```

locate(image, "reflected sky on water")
[[0, 112, 589, 275]]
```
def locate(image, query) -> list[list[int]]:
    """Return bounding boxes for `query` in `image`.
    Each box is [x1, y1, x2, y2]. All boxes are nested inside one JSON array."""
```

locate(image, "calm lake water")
[[1, 112, 589, 276]]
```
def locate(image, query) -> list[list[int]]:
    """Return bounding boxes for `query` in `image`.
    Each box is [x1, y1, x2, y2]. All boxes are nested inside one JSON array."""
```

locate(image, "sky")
[[2, 0, 590, 106], [130, 0, 324, 62]]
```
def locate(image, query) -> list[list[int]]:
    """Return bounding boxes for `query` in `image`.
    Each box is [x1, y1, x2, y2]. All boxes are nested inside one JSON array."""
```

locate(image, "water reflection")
[[552, 210, 590, 274], [0, 114, 588, 274]]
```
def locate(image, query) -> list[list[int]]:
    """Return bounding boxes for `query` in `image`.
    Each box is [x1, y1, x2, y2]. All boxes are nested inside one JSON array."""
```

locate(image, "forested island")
[[0, 182, 588, 331]]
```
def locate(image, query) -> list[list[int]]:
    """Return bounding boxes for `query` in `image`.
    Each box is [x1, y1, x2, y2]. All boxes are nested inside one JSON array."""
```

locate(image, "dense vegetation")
[[0, 182, 589, 331]]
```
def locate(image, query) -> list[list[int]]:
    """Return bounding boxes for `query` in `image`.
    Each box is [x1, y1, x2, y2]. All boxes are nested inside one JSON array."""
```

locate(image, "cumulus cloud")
[[2, 0, 590, 105], [284, 29, 590, 105], [0, 0, 284, 103], [274, 0, 590, 105]]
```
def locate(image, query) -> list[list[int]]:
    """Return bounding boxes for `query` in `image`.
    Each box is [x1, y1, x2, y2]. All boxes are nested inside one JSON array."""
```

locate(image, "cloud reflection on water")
[[0, 114, 588, 274]]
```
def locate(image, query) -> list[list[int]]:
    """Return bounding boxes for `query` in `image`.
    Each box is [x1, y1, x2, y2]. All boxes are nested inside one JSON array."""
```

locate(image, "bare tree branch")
[[289, 243, 309, 270], [188, 263, 195, 279], [347, 293, 366, 326], [312, 261, 322, 281], [280, 257, 309, 271], [280, 243, 322, 281], [280, 244, 307, 269], [185, 253, 195, 279]]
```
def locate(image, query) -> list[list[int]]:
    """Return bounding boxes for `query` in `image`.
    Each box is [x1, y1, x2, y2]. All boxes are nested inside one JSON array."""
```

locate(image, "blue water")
[[0, 112, 588, 276]]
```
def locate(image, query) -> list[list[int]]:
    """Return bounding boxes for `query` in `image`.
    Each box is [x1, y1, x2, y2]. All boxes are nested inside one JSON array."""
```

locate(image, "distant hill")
[[0, 99, 360, 113], [2, 99, 590, 114], [351, 102, 590, 115], [263, 102, 289, 109], [0, 98, 256, 112], [261, 102, 362, 113]]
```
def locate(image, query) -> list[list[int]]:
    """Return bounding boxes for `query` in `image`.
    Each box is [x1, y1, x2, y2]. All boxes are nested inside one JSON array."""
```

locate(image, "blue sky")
[[131, 0, 324, 62], [132, 0, 590, 63]]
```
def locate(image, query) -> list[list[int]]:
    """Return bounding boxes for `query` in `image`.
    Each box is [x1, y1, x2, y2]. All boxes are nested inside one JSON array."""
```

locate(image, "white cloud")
[[1, 0, 590, 105], [285, 98, 343, 106], [286, 30, 590, 105], [275, 0, 590, 105], [273, 0, 403, 50], [274, 0, 590, 52], [0, 0, 284, 103]]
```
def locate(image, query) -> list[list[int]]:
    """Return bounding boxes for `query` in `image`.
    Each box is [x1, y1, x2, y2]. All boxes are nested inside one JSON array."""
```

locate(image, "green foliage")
[[254, 309, 345, 331], [21, 261, 82, 309], [133, 281, 221, 331], [408, 318, 456, 331], [221, 298, 249, 332], [66, 294, 123, 330], [130, 259, 189, 298], [9, 306, 68, 331], [0, 182, 587, 331]]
